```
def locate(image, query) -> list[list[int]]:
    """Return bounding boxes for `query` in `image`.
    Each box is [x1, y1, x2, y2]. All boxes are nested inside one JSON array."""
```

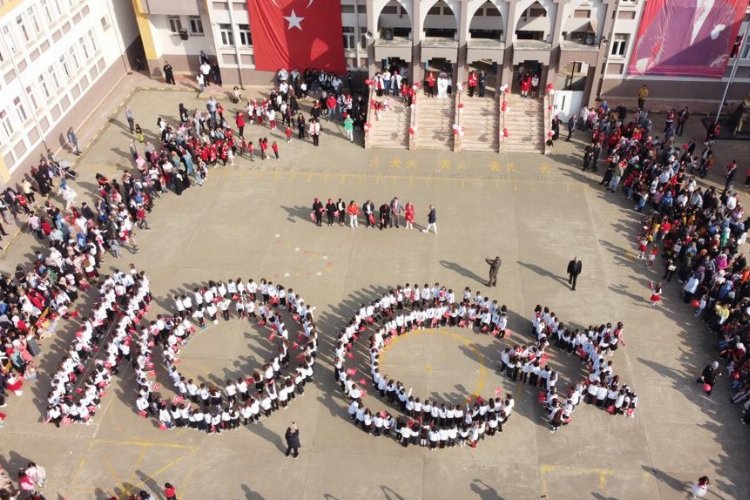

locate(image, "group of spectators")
[[45, 269, 150, 426], [578, 98, 750, 422], [310, 197, 416, 230], [134, 280, 318, 434], [335, 284, 518, 448]]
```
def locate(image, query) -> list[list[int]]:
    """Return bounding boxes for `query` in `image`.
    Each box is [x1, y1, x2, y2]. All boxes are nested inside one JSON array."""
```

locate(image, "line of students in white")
[[335, 284, 515, 448], [528, 305, 638, 433], [45, 269, 150, 426], [132, 279, 318, 433]]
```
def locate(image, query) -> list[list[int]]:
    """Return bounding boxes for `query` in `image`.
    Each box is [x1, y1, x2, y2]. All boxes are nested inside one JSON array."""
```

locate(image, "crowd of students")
[[132, 279, 318, 434], [579, 100, 750, 422], [0, 460, 46, 499], [529, 306, 637, 432], [45, 269, 150, 426], [335, 284, 517, 448]]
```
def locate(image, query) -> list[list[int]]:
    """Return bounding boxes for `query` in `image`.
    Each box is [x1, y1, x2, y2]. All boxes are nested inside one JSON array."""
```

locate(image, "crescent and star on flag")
[[270, 0, 315, 30]]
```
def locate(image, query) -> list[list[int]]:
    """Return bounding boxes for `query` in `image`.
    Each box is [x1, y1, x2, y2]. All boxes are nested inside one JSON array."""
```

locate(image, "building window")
[[0, 110, 14, 138], [16, 14, 31, 42], [1, 26, 15, 54], [79, 36, 89, 58], [168, 16, 183, 34], [611, 34, 628, 57], [38, 74, 51, 98], [40, 0, 53, 23], [27, 7, 41, 34], [238, 24, 252, 46], [59, 54, 70, 77], [13, 97, 27, 123], [189, 16, 204, 35], [219, 24, 234, 45], [100, 15, 110, 30], [48, 65, 61, 89], [69, 46, 80, 70], [741, 39, 750, 60], [87, 29, 97, 52], [342, 26, 356, 49], [26, 87, 39, 111]]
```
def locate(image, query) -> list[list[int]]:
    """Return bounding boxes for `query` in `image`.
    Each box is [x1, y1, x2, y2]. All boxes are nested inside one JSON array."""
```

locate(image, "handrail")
[[543, 88, 552, 155], [408, 91, 416, 150], [498, 85, 507, 152], [364, 83, 375, 149], [454, 89, 461, 152]]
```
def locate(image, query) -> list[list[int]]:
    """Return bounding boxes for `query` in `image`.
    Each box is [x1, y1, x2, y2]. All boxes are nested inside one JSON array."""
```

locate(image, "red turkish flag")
[[247, 0, 346, 74]]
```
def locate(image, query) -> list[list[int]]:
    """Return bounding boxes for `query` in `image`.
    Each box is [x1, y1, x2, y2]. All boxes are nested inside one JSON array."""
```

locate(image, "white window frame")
[[59, 53, 71, 77], [2, 26, 16, 54], [87, 29, 97, 53], [189, 16, 204, 35], [342, 26, 356, 49], [0, 109, 15, 139], [69, 46, 80, 70], [168, 16, 183, 34], [27, 6, 41, 35], [611, 34, 628, 57], [219, 23, 234, 46], [40, 0, 54, 23], [25, 86, 39, 112], [13, 96, 27, 123], [16, 14, 31, 43], [38, 73, 51, 98], [49, 64, 62, 88], [79, 36, 89, 59], [238, 24, 251, 46]]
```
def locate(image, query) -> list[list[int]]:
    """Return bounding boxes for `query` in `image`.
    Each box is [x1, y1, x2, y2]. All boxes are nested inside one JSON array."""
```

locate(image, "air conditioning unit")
[[179, 29, 188, 41], [383, 28, 394, 41]]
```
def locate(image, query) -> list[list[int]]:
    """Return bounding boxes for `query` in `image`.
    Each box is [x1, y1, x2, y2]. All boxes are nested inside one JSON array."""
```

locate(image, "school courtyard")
[[1, 82, 749, 499]]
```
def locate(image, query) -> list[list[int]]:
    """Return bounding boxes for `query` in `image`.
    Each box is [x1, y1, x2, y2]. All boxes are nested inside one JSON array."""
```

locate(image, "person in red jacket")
[[426, 72, 436, 97], [285, 125, 293, 143], [164, 482, 177, 500], [272, 141, 279, 161], [235, 112, 245, 138], [467, 71, 478, 97]]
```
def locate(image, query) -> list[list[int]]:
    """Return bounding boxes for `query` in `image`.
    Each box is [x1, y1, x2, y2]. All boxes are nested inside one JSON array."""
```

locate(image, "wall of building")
[[0, 0, 139, 181]]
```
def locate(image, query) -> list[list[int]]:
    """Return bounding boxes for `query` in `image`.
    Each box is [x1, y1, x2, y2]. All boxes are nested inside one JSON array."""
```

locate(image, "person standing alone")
[[163, 61, 175, 85], [485, 256, 501, 287], [423, 205, 437, 235], [285, 422, 301, 459], [567, 257, 582, 291], [637, 84, 648, 110]]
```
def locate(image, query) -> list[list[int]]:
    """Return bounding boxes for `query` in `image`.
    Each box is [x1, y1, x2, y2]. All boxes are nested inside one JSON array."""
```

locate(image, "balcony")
[[421, 37, 459, 61], [512, 39, 552, 65], [374, 36, 412, 61], [466, 39, 506, 64]]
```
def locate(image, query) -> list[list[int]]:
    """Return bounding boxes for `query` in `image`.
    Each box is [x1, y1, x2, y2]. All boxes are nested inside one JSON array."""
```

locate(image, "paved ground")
[[0, 83, 749, 500]]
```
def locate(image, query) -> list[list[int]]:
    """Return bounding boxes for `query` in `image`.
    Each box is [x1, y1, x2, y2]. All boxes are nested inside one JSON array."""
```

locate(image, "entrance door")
[[426, 58, 455, 95], [513, 60, 542, 95]]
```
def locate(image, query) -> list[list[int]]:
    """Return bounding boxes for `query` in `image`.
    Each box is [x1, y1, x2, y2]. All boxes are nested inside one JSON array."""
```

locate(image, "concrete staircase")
[[459, 96, 499, 152], [502, 94, 545, 153], [368, 96, 410, 149], [414, 96, 454, 151]]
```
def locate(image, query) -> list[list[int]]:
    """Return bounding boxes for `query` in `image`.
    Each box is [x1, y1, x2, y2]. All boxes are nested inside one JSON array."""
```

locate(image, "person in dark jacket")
[[697, 361, 720, 396], [567, 257, 583, 291], [486, 256, 502, 287], [285, 422, 301, 458]]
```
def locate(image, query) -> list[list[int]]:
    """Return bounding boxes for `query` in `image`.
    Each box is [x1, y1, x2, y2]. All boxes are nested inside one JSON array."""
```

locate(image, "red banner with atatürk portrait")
[[247, 0, 346, 74], [628, 0, 746, 78]]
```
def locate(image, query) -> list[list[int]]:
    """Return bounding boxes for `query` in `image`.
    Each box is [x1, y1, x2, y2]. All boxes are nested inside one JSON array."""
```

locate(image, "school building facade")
[[134, 0, 750, 117], [0, 0, 141, 180]]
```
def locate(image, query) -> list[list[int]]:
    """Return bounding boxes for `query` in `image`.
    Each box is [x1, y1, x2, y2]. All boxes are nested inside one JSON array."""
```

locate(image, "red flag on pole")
[[247, 0, 346, 73]]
